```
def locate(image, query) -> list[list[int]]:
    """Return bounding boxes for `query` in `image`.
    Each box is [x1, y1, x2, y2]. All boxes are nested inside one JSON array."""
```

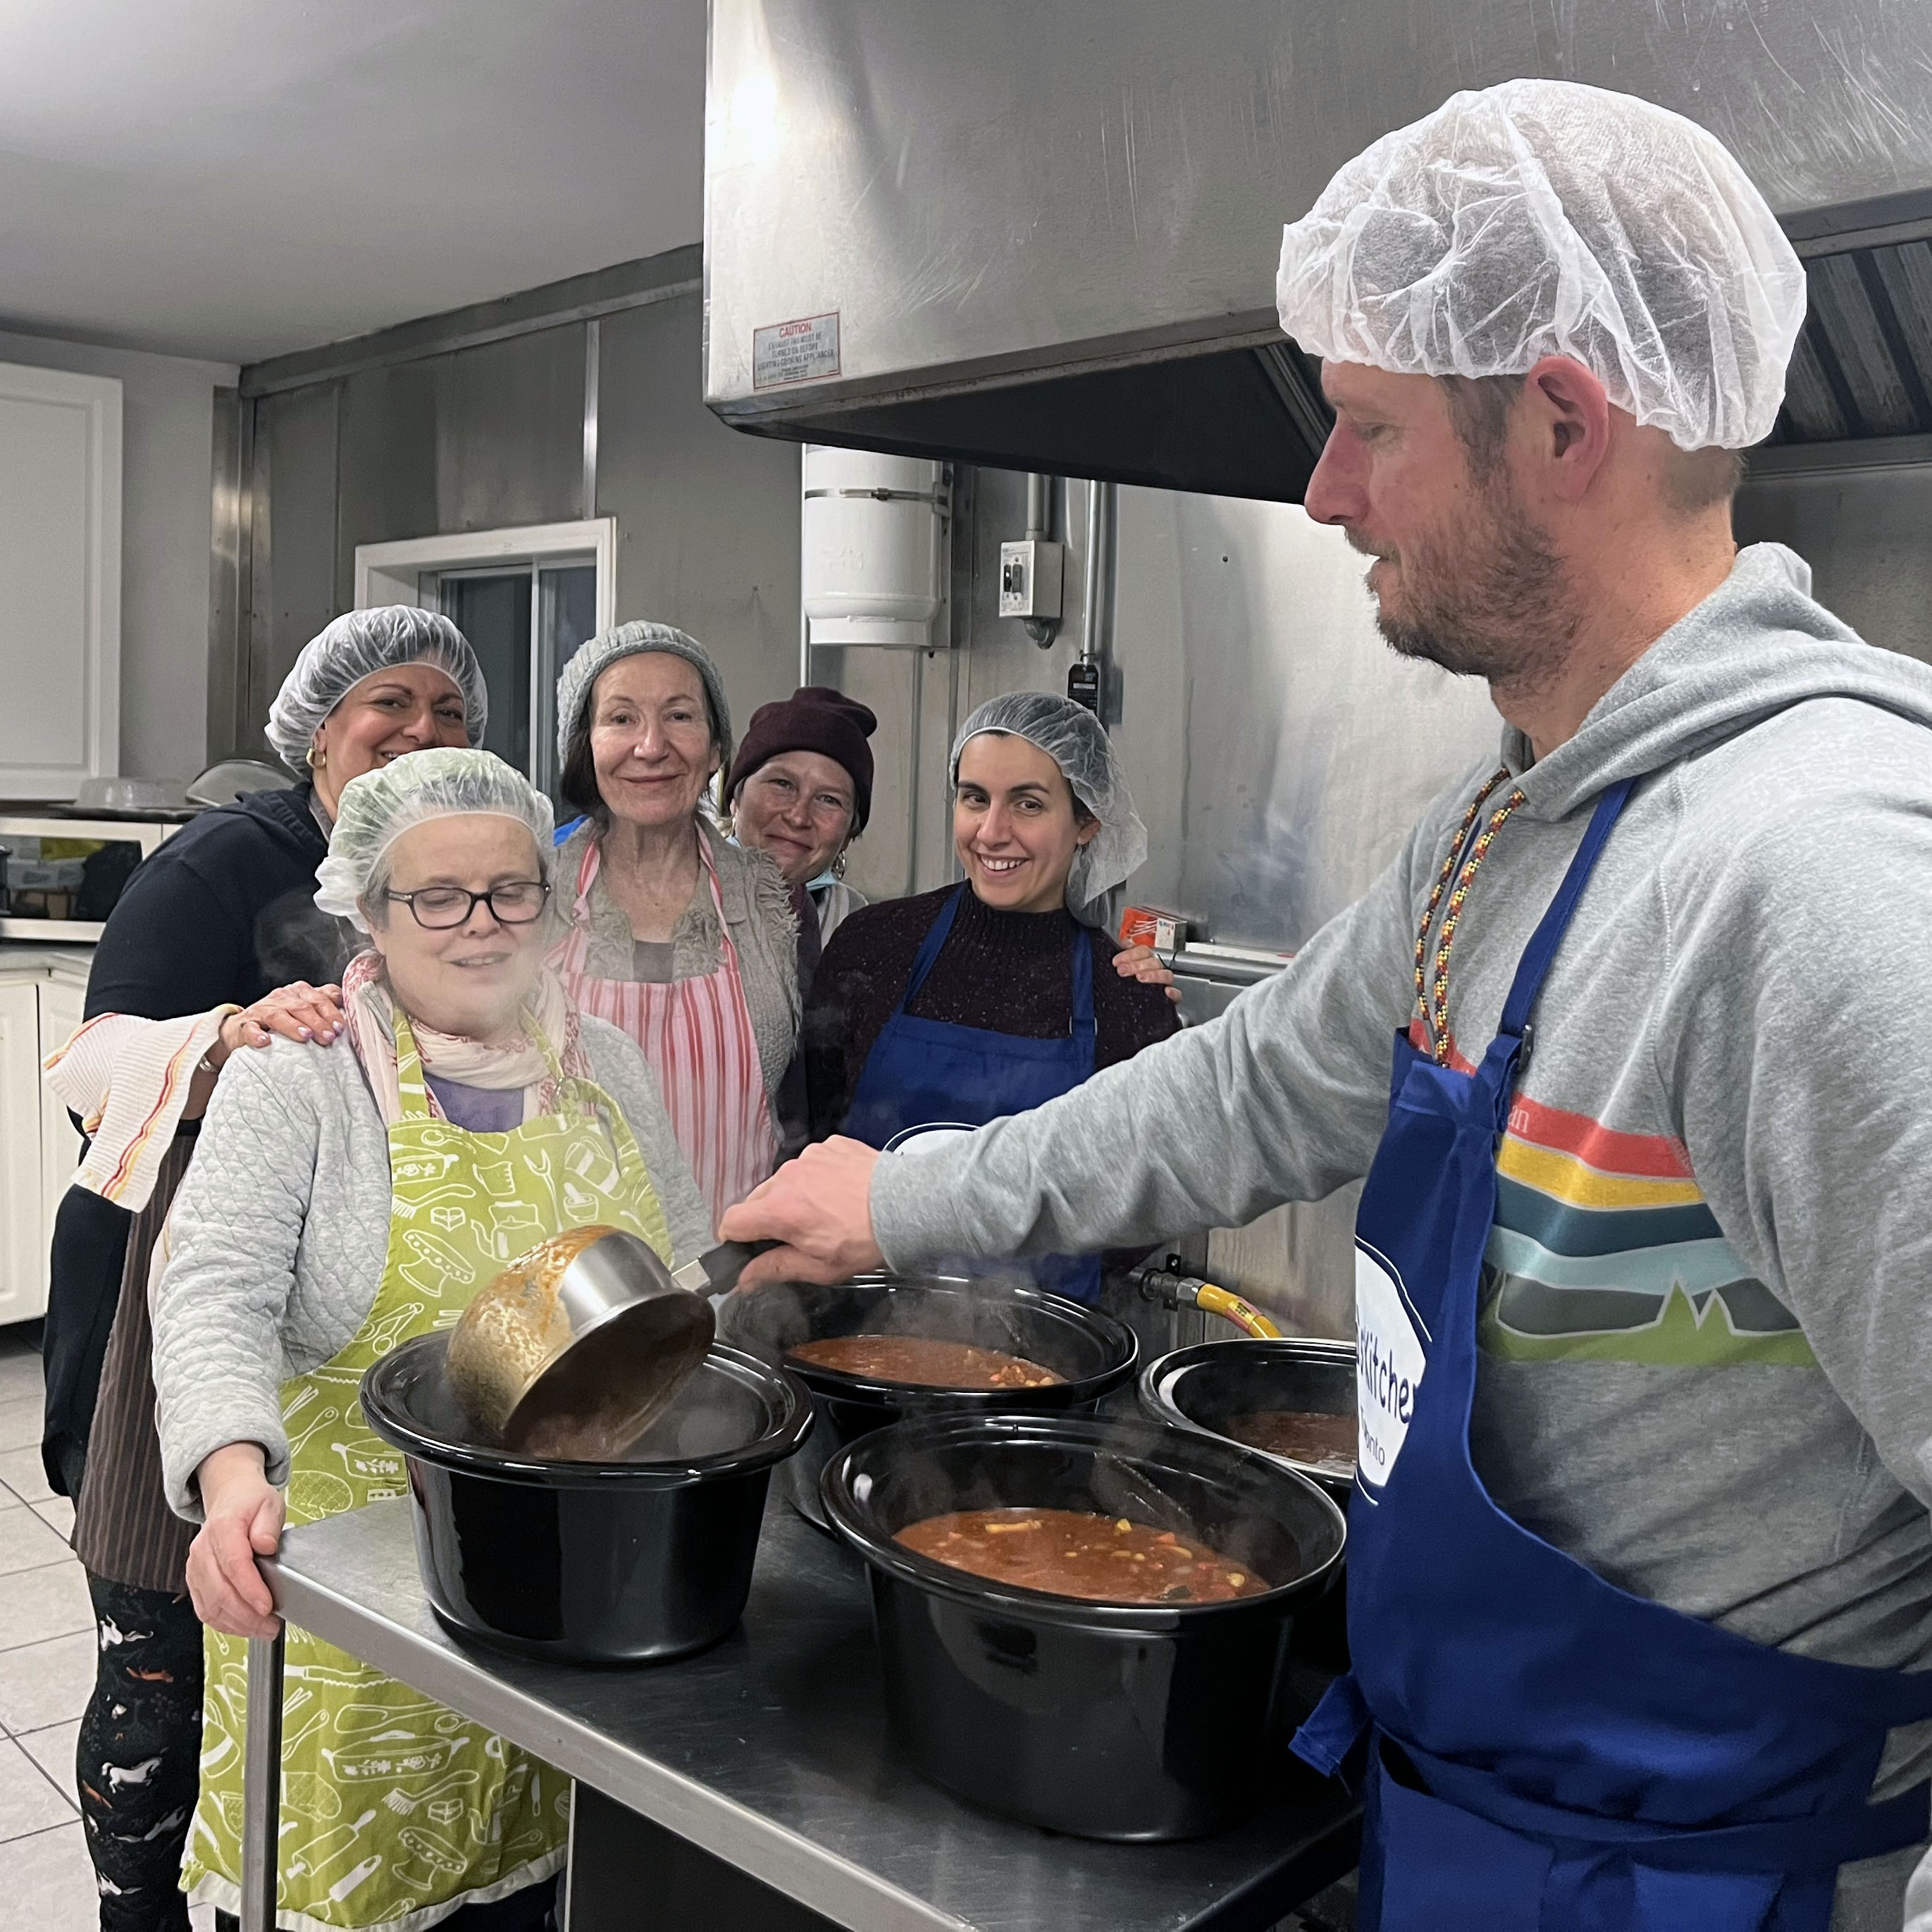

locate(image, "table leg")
[[241, 1631, 285, 1932]]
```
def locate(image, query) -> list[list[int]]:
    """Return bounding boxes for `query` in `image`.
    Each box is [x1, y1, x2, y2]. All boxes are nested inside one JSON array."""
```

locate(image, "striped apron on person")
[[550, 833, 776, 1229]]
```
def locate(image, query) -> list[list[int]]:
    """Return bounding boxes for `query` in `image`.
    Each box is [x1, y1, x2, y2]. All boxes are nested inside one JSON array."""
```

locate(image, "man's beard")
[[1356, 483, 1577, 684]]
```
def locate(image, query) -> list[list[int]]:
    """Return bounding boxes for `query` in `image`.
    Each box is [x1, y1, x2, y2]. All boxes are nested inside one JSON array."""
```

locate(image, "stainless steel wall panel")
[[430, 326, 586, 535], [1735, 468, 1932, 667], [595, 292, 802, 745], [205, 386, 248, 764], [247, 381, 341, 755], [333, 359, 442, 608]]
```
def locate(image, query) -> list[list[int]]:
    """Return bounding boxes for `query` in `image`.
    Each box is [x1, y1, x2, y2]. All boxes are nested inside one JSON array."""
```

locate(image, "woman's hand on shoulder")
[[186, 1442, 285, 1638], [206, 981, 346, 1071], [1114, 943, 1182, 1005]]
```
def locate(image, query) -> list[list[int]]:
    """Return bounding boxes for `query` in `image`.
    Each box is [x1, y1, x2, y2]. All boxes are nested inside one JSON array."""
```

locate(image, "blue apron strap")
[[1070, 920, 1096, 1053], [898, 884, 966, 1010], [1496, 779, 1634, 1044]]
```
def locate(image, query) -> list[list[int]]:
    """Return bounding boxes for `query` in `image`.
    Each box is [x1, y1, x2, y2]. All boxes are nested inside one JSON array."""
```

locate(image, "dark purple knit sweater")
[[801, 883, 1179, 1139]]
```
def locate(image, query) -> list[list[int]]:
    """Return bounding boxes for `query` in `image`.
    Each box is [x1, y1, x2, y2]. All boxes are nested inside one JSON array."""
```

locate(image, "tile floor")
[[0, 1323, 217, 1932]]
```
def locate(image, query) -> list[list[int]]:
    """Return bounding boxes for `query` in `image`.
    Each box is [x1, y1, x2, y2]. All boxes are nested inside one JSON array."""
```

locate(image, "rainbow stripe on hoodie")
[[1480, 1090, 1814, 1368]]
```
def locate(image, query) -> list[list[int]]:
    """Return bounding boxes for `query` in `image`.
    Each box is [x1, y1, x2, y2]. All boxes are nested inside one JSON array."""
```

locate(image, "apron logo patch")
[[1355, 1242, 1428, 1494]]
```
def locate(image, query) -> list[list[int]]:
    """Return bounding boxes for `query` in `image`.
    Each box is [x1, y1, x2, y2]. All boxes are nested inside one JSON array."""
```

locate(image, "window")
[[354, 519, 614, 803]]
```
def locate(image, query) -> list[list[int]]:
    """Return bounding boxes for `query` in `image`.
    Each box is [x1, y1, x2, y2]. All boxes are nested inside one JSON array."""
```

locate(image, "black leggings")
[[78, 1573, 203, 1932]]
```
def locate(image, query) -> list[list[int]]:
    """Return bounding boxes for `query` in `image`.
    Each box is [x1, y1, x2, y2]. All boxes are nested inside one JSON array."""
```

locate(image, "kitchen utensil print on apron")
[[182, 1006, 674, 1929]]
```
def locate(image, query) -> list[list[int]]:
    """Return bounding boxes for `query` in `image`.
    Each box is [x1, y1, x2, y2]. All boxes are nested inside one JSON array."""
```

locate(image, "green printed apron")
[[184, 1009, 674, 1931]]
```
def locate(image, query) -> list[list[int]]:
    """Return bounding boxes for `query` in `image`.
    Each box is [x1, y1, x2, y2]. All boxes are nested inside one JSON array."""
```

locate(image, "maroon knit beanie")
[[726, 686, 878, 831]]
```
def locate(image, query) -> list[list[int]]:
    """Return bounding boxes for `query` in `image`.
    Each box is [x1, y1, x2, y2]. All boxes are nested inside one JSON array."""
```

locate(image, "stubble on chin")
[[1367, 495, 1576, 692]]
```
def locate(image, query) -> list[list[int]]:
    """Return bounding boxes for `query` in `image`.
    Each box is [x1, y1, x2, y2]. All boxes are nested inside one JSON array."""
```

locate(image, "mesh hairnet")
[[555, 622, 733, 772], [1275, 80, 1807, 451], [314, 748, 556, 934], [265, 608, 488, 770], [950, 694, 1148, 928]]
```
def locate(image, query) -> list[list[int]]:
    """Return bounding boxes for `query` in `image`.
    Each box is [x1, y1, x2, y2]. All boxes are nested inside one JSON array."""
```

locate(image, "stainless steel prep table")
[[250, 1492, 1358, 1932]]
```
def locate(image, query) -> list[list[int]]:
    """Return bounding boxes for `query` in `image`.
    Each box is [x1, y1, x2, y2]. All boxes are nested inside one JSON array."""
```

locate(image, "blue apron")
[[1294, 778, 1932, 1931], [843, 884, 1102, 1304]]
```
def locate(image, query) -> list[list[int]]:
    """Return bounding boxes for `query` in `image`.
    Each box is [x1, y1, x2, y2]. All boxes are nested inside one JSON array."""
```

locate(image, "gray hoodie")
[[871, 544, 1932, 1925]]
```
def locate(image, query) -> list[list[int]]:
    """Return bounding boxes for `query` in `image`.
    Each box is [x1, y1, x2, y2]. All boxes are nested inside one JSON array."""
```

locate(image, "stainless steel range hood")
[[703, 0, 1932, 496]]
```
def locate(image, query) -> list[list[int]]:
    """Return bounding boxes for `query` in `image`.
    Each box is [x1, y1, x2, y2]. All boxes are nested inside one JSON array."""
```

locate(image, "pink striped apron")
[[550, 834, 777, 1228]]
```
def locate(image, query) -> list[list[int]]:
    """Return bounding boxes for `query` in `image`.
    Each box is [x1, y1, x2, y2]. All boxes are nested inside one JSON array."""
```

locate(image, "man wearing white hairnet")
[[731, 80, 1932, 1926]]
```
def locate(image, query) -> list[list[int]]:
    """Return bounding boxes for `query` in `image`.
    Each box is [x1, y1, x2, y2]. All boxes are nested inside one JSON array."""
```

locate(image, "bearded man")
[[726, 79, 1932, 1932]]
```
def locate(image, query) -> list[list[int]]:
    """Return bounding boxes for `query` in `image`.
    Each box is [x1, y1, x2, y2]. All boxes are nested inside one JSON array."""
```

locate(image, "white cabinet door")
[[0, 361, 122, 799], [0, 982, 46, 1326], [38, 978, 85, 1299]]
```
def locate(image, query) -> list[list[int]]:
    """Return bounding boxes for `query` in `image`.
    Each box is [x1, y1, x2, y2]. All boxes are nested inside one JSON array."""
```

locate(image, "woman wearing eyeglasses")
[[149, 749, 708, 1932]]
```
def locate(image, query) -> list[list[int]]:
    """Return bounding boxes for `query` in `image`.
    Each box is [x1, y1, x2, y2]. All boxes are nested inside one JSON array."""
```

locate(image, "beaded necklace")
[[1413, 767, 1528, 1066]]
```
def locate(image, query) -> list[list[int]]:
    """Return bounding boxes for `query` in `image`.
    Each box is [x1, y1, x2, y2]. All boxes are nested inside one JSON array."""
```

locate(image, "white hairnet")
[[1275, 80, 1807, 451], [950, 693, 1148, 928], [555, 622, 733, 771], [314, 748, 555, 934], [266, 608, 489, 771]]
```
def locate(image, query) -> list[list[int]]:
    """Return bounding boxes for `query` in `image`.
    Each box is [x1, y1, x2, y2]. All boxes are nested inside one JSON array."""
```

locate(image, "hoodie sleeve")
[[1652, 749, 1932, 1509], [869, 828, 1428, 1268]]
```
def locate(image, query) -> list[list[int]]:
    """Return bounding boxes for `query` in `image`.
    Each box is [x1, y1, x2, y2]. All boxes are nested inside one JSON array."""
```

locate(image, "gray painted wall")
[[0, 328, 236, 790]]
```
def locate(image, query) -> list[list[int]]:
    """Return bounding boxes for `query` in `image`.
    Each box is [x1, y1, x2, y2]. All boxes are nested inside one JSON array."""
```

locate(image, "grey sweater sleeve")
[[1652, 745, 1932, 1509], [152, 1041, 319, 1516], [869, 831, 1426, 1269], [581, 1015, 715, 1261]]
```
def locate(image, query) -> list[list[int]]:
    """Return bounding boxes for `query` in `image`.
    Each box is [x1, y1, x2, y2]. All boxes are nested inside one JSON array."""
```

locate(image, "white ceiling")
[[0, 0, 706, 366]]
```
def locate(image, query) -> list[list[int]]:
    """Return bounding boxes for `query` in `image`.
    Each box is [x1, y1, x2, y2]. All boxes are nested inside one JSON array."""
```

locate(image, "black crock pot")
[[821, 1411, 1346, 1840], [718, 1272, 1138, 1529], [1139, 1338, 1357, 1499], [361, 1333, 811, 1665]]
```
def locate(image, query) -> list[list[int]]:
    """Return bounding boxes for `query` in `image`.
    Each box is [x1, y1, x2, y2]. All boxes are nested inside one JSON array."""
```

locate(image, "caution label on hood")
[[754, 311, 841, 388]]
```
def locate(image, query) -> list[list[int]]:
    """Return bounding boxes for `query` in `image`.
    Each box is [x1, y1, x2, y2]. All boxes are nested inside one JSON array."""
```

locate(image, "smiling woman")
[[724, 686, 879, 952], [798, 693, 1175, 1304], [151, 748, 710, 1931], [548, 623, 801, 1227], [36, 606, 486, 1932]]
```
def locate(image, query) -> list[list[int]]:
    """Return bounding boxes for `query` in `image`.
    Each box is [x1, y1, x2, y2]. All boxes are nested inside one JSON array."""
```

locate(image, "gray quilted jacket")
[[152, 1015, 712, 1519]]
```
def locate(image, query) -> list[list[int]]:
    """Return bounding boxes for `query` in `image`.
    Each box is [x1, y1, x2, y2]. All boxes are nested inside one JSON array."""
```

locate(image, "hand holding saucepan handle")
[[720, 1138, 885, 1289]]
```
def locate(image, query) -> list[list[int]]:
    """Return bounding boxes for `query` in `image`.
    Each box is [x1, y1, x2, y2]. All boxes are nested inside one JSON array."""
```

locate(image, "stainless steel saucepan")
[[445, 1225, 769, 1460]]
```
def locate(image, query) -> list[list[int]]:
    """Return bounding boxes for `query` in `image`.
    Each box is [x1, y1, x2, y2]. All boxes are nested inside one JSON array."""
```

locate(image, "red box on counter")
[[1119, 905, 1187, 956]]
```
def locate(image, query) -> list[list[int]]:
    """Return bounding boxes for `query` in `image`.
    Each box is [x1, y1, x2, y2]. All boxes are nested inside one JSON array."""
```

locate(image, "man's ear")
[[1522, 355, 1614, 502]]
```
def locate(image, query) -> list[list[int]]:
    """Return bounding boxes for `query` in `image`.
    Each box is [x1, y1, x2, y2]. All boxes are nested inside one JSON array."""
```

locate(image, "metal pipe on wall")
[[1077, 479, 1116, 713], [1022, 473, 1060, 648]]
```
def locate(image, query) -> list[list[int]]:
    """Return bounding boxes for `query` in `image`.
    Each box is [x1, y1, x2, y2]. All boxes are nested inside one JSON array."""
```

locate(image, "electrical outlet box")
[[998, 538, 1065, 619]]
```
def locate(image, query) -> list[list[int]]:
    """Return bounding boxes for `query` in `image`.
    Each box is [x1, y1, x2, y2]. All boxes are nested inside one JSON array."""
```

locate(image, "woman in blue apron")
[[798, 693, 1177, 1303], [1295, 774, 1932, 1931]]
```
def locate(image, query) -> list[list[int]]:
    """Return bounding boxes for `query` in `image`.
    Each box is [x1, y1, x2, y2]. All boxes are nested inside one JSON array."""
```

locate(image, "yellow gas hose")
[[1191, 1283, 1282, 1339]]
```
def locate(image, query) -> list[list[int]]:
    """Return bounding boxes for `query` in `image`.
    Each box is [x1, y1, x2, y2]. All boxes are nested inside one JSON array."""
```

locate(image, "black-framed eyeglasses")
[[385, 880, 551, 930]]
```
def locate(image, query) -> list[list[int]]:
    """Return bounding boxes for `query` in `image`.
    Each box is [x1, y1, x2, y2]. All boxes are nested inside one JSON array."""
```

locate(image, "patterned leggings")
[[80, 1574, 557, 1932], [78, 1573, 203, 1932]]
